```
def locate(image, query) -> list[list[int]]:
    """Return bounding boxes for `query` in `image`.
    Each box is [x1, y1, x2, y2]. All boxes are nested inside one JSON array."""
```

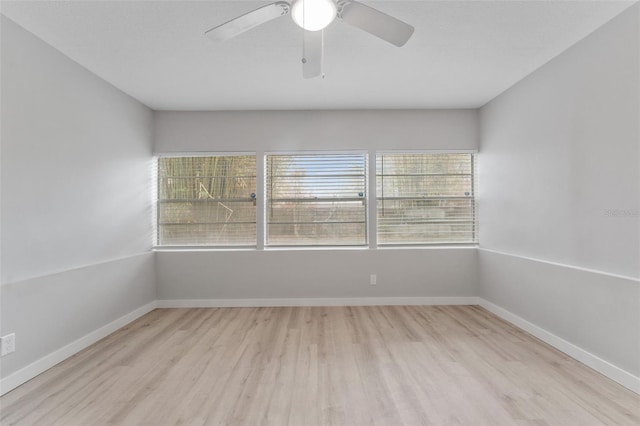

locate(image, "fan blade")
[[337, 1, 414, 47], [205, 2, 290, 42], [302, 30, 323, 79]]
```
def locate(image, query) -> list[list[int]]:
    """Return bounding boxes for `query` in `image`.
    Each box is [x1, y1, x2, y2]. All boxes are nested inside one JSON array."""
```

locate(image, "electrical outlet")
[[1, 333, 15, 356], [370, 274, 377, 285]]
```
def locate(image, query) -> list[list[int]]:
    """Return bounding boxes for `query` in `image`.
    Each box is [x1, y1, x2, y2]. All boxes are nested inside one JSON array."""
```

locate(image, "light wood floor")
[[1, 306, 639, 425]]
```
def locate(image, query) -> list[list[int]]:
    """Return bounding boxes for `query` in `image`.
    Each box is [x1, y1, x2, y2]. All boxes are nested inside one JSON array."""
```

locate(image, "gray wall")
[[154, 109, 480, 301], [154, 109, 479, 153], [0, 17, 156, 378], [479, 250, 640, 376], [157, 249, 477, 301], [479, 5, 639, 278], [478, 5, 639, 376]]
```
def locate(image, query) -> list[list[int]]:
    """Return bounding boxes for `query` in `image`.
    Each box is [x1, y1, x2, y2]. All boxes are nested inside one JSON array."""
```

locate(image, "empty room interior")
[[1, 0, 639, 424]]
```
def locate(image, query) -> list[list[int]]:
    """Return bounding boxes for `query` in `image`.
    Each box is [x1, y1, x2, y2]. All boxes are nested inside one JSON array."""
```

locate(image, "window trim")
[[375, 151, 478, 246], [264, 150, 369, 247], [154, 152, 258, 249]]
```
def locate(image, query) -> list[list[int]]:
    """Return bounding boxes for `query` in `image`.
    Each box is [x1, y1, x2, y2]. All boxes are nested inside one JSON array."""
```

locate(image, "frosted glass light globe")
[[291, 0, 337, 31]]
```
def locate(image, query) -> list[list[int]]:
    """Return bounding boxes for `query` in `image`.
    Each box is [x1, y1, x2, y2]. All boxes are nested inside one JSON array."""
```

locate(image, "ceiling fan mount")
[[205, 0, 414, 79]]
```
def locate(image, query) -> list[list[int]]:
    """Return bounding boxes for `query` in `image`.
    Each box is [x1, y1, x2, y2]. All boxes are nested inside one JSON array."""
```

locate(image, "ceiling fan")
[[205, 0, 414, 79]]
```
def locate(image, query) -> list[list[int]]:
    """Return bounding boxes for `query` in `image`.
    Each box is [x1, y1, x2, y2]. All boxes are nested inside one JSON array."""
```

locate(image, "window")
[[155, 151, 478, 248], [376, 153, 476, 244], [157, 155, 256, 246], [266, 153, 367, 246]]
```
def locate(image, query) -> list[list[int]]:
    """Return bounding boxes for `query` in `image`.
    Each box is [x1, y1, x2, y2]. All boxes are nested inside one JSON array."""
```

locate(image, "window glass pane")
[[157, 155, 256, 246], [376, 153, 476, 244], [266, 154, 367, 246]]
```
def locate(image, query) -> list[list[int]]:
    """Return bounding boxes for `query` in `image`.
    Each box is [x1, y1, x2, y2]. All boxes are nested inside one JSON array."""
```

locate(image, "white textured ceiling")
[[1, 0, 635, 110]]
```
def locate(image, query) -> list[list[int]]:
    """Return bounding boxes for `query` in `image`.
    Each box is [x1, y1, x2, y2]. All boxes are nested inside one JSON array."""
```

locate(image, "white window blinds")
[[266, 153, 367, 246], [376, 153, 476, 244], [157, 155, 257, 246]]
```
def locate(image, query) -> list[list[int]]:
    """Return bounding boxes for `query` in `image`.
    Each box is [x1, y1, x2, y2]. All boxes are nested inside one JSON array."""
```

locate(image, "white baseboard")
[[477, 298, 640, 395], [0, 301, 157, 396], [157, 296, 480, 308]]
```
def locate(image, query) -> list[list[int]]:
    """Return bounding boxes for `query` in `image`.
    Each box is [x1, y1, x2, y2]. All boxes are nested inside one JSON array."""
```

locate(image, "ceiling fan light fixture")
[[291, 0, 337, 31]]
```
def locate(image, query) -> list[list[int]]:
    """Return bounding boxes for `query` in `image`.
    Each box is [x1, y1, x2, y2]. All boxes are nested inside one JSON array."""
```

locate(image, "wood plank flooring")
[[1, 305, 638, 425]]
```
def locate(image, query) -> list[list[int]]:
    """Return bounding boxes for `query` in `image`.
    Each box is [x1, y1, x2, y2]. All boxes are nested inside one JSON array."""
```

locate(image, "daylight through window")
[[157, 155, 257, 246], [266, 153, 368, 246], [155, 152, 477, 248], [376, 153, 476, 244]]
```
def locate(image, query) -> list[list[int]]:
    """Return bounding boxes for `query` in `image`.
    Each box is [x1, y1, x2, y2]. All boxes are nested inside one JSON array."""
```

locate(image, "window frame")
[[154, 152, 258, 249], [375, 150, 478, 247], [264, 150, 369, 248]]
